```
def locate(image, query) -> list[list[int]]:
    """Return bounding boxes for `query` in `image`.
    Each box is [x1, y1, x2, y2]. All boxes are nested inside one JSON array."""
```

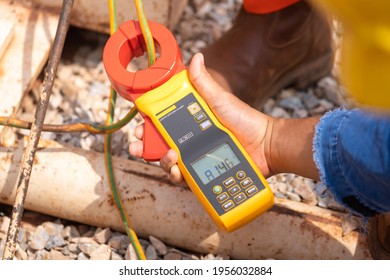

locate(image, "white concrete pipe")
[[0, 138, 372, 259]]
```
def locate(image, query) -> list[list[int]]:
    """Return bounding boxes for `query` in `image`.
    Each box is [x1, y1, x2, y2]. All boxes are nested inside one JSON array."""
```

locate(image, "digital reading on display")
[[191, 143, 240, 184]]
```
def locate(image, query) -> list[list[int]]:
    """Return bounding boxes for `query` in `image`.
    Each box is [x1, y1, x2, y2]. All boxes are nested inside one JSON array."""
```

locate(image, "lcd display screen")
[[191, 143, 240, 184]]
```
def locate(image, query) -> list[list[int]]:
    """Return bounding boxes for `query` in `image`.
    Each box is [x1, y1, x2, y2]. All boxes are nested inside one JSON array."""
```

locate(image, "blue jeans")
[[313, 108, 390, 217]]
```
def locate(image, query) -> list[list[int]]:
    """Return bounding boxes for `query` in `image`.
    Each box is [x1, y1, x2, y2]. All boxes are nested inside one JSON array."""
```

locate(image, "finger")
[[169, 164, 184, 185], [134, 124, 144, 140], [188, 53, 237, 111], [160, 149, 179, 173], [129, 140, 144, 158]]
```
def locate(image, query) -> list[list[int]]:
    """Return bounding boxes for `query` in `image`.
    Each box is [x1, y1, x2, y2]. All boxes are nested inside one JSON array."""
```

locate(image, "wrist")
[[264, 117, 321, 180], [264, 117, 282, 176]]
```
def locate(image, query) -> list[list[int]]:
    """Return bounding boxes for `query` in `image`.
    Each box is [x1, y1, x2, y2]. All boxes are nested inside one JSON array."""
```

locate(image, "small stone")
[[111, 251, 124, 260], [16, 246, 27, 260], [262, 98, 276, 114], [17, 228, 27, 244], [49, 249, 70, 260], [275, 182, 287, 194], [342, 215, 360, 236], [292, 108, 308, 118], [29, 226, 49, 251], [89, 244, 111, 260], [318, 99, 334, 111], [94, 227, 112, 244], [49, 92, 63, 109], [315, 183, 328, 197], [302, 90, 320, 109], [139, 239, 150, 252], [78, 240, 99, 256], [26, 248, 36, 260], [45, 235, 66, 250], [279, 96, 304, 110], [125, 244, 138, 260], [42, 221, 64, 236], [0, 216, 10, 233], [318, 196, 329, 208], [269, 107, 290, 118], [67, 243, 81, 254], [82, 229, 95, 238], [279, 88, 296, 99], [149, 236, 168, 255], [145, 245, 158, 260], [196, 2, 212, 16], [77, 224, 90, 236], [108, 234, 129, 251], [203, 253, 216, 260], [327, 196, 346, 212], [275, 192, 287, 199], [215, 254, 230, 260], [317, 77, 343, 105], [286, 191, 301, 202], [62, 225, 80, 240], [19, 242, 29, 252], [290, 177, 318, 206], [62, 246, 70, 256], [163, 252, 182, 260], [77, 252, 89, 260], [182, 254, 200, 260], [35, 249, 50, 260]]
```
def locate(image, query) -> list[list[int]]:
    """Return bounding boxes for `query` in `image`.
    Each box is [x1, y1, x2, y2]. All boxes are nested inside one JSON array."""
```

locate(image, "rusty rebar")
[[2, 0, 74, 260]]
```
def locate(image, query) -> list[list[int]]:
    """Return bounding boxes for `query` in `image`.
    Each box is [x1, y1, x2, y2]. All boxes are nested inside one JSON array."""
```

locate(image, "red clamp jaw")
[[103, 20, 185, 161]]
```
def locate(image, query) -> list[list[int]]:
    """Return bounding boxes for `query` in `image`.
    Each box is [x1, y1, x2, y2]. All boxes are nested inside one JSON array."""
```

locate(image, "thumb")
[[188, 53, 235, 111]]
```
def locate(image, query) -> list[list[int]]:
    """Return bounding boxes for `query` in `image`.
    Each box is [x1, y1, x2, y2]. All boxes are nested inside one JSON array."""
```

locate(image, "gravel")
[[0, 0, 351, 260]]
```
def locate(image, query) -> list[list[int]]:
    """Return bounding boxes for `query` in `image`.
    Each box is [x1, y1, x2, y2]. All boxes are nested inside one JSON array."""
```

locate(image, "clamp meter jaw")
[[103, 20, 274, 232]]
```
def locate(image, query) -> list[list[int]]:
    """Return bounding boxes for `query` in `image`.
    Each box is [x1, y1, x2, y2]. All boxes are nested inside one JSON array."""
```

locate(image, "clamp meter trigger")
[[103, 20, 274, 232]]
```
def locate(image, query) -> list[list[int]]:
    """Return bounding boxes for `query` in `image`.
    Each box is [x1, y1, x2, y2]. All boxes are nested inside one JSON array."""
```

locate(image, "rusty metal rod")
[[2, 0, 74, 260]]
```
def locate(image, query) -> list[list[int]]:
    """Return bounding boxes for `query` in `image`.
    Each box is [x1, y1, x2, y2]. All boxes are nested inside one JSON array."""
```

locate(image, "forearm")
[[266, 116, 320, 180]]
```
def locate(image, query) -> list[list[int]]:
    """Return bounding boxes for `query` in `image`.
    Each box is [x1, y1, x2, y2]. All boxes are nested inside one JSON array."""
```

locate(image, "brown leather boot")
[[368, 213, 390, 259], [203, 1, 334, 109]]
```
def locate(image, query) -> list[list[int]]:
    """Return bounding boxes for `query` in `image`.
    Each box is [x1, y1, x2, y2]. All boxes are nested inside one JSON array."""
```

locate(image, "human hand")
[[129, 53, 275, 184]]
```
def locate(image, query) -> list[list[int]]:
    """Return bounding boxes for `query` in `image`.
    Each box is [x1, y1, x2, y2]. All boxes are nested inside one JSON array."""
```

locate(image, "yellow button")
[[187, 102, 201, 115]]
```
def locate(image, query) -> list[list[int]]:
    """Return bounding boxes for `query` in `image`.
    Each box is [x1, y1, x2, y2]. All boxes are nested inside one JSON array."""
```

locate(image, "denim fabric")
[[313, 108, 390, 217]]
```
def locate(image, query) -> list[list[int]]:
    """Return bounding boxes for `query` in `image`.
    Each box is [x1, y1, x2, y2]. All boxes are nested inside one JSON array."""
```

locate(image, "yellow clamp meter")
[[103, 20, 274, 232]]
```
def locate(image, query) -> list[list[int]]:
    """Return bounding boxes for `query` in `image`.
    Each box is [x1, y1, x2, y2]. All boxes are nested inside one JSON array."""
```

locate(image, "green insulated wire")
[[0, 107, 137, 134]]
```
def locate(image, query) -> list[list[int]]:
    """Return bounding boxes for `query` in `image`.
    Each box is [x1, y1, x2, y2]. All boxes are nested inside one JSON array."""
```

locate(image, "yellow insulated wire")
[[134, 0, 157, 66]]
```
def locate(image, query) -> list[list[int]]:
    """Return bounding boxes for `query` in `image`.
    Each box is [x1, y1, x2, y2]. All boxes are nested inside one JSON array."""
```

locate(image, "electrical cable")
[[0, 107, 137, 134], [105, 0, 146, 260], [134, 0, 156, 66]]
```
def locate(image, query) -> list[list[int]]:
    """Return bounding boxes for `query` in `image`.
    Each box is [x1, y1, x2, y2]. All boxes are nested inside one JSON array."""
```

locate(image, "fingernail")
[[198, 52, 204, 65]]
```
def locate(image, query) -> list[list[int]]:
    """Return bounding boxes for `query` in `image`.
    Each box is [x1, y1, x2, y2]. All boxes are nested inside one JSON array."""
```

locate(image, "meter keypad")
[[222, 200, 234, 211], [199, 120, 212, 130], [217, 192, 229, 203], [216, 171, 258, 211], [228, 185, 240, 196], [240, 178, 253, 188], [246, 186, 258, 196], [236, 171, 246, 179], [213, 185, 222, 194], [187, 102, 201, 115], [234, 193, 246, 204], [194, 112, 206, 122], [223, 177, 235, 188]]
